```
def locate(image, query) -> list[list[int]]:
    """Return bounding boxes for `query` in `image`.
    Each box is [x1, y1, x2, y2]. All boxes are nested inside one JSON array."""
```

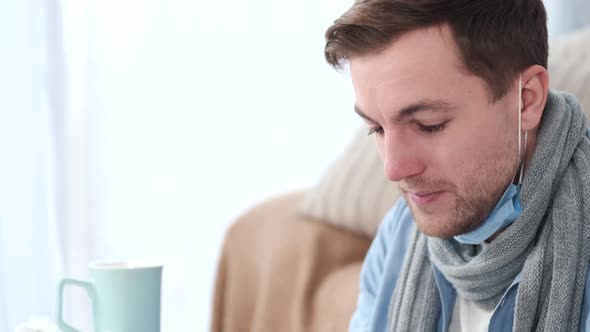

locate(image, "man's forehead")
[[348, 25, 490, 117], [349, 24, 465, 73]]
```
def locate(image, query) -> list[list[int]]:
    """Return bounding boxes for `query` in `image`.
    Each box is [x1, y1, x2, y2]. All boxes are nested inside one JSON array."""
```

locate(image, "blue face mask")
[[454, 76, 526, 245], [454, 184, 522, 244]]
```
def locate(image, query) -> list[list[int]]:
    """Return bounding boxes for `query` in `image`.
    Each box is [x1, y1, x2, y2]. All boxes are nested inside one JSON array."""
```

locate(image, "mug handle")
[[56, 278, 98, 332]]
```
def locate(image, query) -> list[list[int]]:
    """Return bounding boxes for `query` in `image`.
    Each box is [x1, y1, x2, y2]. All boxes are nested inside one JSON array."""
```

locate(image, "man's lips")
[[405, 191, 445, 207]]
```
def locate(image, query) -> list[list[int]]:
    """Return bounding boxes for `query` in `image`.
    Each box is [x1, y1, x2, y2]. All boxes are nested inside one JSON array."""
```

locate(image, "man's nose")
[[381, 133, 424, 182]]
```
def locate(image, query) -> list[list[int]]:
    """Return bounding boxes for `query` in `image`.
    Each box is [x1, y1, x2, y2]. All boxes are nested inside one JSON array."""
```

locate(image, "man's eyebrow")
[[395, 99, 456, 122], [354, 99, 457, 124], [354, 105, 377, 123]]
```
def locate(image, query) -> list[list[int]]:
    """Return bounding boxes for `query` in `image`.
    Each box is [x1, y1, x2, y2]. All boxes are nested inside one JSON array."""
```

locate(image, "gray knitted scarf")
[[387, 91, 590, 332]]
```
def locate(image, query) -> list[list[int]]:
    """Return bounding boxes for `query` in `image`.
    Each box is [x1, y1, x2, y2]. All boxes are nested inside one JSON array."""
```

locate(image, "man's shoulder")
[[376, 198, 416, 247], [382, 197, 414, 229]]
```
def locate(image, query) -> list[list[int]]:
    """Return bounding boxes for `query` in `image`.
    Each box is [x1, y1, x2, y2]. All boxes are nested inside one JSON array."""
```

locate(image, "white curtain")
[[0, 0, 63, 330], [0, 0, 358, 329]]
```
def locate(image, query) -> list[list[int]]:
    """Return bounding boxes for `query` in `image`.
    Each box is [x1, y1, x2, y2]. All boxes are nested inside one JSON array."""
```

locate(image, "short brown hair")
[[324, 0, 548, 101]]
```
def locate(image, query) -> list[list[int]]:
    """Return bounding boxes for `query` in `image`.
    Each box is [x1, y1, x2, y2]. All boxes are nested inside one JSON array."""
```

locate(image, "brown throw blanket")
[[210, 192, 371, 332]]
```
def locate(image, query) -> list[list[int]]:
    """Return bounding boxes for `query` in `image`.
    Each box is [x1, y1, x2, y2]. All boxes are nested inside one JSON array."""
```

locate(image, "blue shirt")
[[349, 198, 590, 332]]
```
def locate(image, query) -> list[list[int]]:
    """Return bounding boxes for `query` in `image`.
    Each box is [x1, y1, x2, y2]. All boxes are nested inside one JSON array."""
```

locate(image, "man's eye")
[[367, 127, 384, 136], [418, 122, 447, 134]]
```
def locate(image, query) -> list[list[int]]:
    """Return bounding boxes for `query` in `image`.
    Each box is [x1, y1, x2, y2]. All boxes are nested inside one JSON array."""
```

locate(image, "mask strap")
[[518, 132, 528, 184], [511, 75, 527, 185], [517, 75, 528, 184]]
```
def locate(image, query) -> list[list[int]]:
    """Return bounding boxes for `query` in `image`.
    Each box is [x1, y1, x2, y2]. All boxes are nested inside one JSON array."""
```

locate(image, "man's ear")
[[520, 65, 549, 131]]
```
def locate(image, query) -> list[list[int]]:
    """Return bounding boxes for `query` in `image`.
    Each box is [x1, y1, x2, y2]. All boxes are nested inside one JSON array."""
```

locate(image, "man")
[[324, 1, 590, 331]]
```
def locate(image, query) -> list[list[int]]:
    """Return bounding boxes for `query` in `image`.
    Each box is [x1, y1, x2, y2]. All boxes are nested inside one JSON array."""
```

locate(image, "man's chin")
[[408, 207, 473, 239], [414, 219, 460, 238]]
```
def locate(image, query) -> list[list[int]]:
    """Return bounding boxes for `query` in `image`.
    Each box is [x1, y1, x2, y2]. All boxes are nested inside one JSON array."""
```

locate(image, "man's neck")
[[485, 129, 539, 244]]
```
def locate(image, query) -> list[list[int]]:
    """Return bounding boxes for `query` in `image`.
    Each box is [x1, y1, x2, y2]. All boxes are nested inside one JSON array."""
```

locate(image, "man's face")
[[350, 25, 520, 238]]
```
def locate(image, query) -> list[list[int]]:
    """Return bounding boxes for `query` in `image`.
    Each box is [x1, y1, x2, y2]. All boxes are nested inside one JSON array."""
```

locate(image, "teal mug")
[[57, 262, 163, 332]]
